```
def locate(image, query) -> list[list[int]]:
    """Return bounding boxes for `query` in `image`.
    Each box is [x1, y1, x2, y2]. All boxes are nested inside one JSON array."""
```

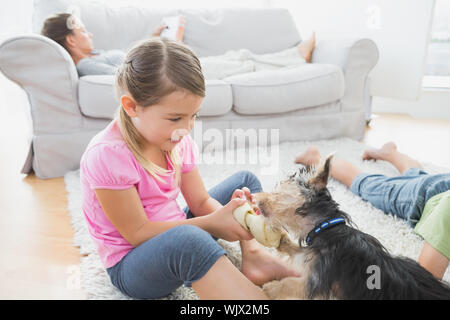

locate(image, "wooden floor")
[[1, 75, 450, 299]]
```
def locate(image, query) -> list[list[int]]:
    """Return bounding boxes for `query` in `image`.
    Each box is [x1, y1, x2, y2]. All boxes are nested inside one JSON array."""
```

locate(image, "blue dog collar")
[[301, 217, 346, 247]]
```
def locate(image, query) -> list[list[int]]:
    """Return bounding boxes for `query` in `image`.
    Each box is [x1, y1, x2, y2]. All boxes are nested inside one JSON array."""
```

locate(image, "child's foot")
[[362, 142, 397, 161], [297, 32, 316, 63], [294, 145, 321, 166], [241, 244, 301, 286]]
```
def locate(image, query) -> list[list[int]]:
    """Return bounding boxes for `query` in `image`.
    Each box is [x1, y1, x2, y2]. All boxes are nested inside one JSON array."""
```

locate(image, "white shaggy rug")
[[64, 137, 450, 299]]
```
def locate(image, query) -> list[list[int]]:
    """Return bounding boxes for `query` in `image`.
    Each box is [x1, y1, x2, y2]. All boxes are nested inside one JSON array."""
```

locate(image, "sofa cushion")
[[181, 8, 301, 57], [224, 63, 345, 115], [78, 75, 117, 119], [78, 76, 233, 119], [198, 80, 233, 116]]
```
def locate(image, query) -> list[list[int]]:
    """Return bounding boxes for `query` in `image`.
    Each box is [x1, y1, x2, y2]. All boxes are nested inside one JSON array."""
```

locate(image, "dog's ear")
[[308, 153, 334, 191]]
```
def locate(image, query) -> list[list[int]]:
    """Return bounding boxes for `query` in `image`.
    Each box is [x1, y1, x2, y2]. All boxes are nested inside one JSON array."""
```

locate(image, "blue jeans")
[[106, 170, 263, 299], [350, 168, 450, 227]]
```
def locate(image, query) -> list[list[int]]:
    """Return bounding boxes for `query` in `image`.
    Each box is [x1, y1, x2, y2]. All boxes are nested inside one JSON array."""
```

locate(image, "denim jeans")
[[106, 170, 263, 299], [350, 168, 450, 227]]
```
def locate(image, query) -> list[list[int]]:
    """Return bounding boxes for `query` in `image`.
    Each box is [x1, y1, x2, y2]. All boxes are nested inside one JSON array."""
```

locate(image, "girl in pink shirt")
[[80, 38, 298, 299]]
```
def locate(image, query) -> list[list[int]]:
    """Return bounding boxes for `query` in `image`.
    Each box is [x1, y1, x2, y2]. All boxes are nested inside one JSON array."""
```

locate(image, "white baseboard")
[[372, 87, 450, 119]]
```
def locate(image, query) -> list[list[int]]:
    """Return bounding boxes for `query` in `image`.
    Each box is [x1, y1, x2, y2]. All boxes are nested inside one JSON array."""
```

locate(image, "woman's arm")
[[77, 58, 118, 76], [94, 186, 252, 247]]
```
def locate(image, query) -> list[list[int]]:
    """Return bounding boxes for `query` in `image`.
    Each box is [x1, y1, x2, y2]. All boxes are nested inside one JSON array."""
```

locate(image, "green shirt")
[[414, 190, 450, 260]]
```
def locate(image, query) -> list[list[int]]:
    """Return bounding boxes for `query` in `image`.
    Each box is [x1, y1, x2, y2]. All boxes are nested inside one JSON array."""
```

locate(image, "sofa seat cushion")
[[224, 63, 345, 115], [79, 75, 117, 119], [198, 80, 233, 116], [78, 76, 233, 119]]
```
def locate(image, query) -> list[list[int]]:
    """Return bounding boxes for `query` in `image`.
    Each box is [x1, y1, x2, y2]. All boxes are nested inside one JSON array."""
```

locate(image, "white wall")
[[0, 0, 33, 41], [270, 0, 436, 102], [373, 89, 450, 119]]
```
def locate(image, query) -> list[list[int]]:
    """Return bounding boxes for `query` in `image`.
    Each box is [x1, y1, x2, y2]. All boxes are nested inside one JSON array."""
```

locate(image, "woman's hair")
[[41, 13, 75, 51], [115, 38, 205, 185]]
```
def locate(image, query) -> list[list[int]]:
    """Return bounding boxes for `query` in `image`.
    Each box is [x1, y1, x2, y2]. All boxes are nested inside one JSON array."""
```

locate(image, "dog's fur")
[[254, 156, 450, 299]]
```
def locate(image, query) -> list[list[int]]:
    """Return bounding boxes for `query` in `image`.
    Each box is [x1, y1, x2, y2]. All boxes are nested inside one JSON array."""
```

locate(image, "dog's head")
[[254, 154, 350, 241]]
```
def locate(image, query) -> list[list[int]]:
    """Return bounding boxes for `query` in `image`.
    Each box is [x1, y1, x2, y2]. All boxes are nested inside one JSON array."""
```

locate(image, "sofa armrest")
[[311, 38, 379, 112], [0, 34, 82, 134]]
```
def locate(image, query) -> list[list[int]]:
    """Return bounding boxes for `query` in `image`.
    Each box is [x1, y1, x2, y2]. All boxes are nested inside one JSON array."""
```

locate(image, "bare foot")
[[362, 142, 398, 161], [294, 145, 321, 166], [297, 32, 316, 63], [241, 243, 301, 286]]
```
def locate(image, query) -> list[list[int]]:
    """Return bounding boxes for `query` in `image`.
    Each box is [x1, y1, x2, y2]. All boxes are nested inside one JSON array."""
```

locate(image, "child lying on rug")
[[294, 142, 450, 280], [80, 37, 300, 300]]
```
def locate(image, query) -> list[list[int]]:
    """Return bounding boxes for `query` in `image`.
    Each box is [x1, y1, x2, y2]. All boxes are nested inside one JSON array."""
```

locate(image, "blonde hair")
[[115, 38, 205, 185]]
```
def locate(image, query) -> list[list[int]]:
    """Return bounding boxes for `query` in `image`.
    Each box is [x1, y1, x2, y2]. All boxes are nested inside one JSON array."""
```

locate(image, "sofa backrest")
[[33, 0, 302, 57]]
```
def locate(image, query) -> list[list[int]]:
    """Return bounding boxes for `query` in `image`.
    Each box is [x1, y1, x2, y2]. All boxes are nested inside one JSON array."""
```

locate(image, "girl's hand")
[[231, 187, 259, 214], [207, 197, 254, 242]]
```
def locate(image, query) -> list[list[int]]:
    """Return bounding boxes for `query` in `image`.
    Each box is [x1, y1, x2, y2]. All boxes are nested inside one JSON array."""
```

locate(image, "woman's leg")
[[297, 32, 316, 63], [252, 32, 316, 70]]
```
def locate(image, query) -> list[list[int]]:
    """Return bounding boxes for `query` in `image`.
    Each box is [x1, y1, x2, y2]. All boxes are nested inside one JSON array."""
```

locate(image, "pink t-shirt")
[[80, 120, 199, 268]]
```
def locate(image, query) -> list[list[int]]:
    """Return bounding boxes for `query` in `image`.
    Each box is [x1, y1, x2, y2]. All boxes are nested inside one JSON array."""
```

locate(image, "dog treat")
[[232, 202, 281, 248], [232, 201, 253, 231]]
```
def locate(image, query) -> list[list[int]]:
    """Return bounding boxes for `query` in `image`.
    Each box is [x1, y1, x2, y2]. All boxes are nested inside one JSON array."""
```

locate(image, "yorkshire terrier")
[[253, 155, 450, 299]]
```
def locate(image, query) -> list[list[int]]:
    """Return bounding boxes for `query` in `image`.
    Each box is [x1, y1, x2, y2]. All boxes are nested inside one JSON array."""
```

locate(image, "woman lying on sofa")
[[41, 13, 182, 77], [41, 13, 316, 79]]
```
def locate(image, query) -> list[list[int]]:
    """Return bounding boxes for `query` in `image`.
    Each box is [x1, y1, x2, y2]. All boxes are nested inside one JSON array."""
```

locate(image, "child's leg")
[[106, 224, 267, 299], [192, 255, 268, 299], [295, 146, 362, 188], [362, 141, 423, 174], [418, 242, 449, 280], [295, 146, 397, 215]]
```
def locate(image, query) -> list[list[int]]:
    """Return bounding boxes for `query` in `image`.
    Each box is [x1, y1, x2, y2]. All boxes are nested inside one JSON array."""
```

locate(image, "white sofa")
[[0, 0, 379, 179]]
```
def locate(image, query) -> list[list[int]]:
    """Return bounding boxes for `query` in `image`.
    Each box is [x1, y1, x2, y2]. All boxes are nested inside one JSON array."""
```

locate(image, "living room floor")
[[1, 77, 450, 298]]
